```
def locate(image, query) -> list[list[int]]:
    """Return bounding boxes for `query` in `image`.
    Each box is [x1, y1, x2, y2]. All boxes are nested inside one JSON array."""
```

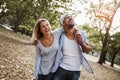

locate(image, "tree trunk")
[[111, 51, 117, 67], [12, 23, 19, 33], [98, 28, 110, 64], [98, 48, 107, 64]]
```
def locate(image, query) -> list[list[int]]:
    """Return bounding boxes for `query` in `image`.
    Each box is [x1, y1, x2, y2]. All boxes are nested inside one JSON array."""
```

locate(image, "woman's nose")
[[45, 26, 48, 29]]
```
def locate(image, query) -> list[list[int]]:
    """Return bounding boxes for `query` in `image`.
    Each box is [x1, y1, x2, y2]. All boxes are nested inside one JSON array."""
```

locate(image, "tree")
[[1, 0, 72, 33], [0, 0, 8, 24], [89, 0, 120, 64], [108, 32, 120, 67], [79, 24, 101, 54], [1, 0, 35, 32]]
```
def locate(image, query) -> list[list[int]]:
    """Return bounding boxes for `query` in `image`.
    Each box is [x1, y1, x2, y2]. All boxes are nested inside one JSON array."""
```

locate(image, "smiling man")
[[53, 14, 93, 80]]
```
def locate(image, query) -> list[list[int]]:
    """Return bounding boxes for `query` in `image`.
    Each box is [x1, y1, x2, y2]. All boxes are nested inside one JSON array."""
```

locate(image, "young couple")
[[30, 14, 93, 80]]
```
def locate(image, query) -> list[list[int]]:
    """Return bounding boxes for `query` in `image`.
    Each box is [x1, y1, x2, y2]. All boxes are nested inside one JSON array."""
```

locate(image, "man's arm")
[[75, 34, 91, 53]]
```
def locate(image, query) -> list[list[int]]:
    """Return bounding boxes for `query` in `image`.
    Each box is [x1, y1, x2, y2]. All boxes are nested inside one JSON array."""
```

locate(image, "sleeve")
[[53, 28, 64, 38], [34, 46, 41, 79], [80, 30, 88, 43], [30, 27, 37, 44]]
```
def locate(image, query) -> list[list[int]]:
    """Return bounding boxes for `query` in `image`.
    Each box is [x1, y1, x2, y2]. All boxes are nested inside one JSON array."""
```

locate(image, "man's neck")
[[65, 28, 75, 39]]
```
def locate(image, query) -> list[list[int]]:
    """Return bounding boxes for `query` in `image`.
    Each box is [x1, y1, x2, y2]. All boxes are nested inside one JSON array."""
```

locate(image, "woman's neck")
[[43, 33, 52, 40], [40, 33, 54, 47]]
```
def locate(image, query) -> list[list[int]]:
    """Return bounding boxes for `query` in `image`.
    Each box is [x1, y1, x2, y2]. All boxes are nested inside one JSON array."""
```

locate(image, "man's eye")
[[65, 16, 71, 19]]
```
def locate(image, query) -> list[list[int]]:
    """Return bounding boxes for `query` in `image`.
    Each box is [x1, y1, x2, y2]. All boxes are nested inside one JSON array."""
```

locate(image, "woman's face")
[[39, 21, 51, 35]]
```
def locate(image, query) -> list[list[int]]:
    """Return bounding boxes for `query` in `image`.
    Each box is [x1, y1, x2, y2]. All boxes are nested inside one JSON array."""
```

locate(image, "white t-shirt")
[[60, 35, 82, 71]]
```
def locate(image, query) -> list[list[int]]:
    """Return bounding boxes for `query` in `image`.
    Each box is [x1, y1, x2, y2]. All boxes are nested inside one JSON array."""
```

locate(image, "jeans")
[[38, 73, 54, 80], [53, 67, 80, 80]]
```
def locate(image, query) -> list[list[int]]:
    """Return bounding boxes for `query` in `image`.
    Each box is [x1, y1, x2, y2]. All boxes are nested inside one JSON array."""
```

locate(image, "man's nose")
[[69, 17, 73, 20], [68, 16, 73, 19]]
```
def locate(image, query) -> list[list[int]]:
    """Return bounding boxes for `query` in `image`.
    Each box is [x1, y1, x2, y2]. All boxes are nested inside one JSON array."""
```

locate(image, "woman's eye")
[[41, 26, 45, 28], [46, 24, 49, 26]]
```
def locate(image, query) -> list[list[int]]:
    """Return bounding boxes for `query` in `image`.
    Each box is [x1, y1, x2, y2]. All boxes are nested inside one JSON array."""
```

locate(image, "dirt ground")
[[0, 27, 120, 80]]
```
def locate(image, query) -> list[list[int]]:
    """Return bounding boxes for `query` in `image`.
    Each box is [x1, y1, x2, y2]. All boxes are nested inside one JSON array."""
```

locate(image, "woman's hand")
[[33, 77, 38, 80], [31, 40, 38, 46]]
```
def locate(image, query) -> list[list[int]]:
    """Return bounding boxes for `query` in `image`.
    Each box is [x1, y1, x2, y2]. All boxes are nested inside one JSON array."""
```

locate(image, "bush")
[[18, 25, 33, 36]]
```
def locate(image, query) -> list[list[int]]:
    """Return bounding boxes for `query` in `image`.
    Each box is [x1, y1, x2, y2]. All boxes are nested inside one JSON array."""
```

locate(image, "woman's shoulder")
[[35, 40, 41, 47]]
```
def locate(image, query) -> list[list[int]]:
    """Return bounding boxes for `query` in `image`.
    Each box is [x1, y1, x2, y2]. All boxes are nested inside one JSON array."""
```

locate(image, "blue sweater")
[[34, 28, 64, 78]]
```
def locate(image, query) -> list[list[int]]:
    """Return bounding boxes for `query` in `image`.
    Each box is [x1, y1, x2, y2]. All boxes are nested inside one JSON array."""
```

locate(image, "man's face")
[[63, 15, 75, 29]]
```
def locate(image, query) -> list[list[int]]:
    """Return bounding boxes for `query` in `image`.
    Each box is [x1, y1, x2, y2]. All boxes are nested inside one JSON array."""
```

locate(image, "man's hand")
[[74, 31, 91, 53], [73, 28, 83, 45], [75, 34, 83, 45]]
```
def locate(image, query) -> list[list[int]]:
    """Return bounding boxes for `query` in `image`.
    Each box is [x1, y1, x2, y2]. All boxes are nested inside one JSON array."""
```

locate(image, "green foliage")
[[107, 32, 120, 65], [77, 24, 102, 53], [0, 0, 73, 33], [23, 19, 35, 30], [115, 54, 120, 65], [18, 25, 32, 36]]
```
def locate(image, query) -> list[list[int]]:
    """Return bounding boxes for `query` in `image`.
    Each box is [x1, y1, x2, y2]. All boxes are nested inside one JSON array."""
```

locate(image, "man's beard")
[[68, 23, 75, 29]]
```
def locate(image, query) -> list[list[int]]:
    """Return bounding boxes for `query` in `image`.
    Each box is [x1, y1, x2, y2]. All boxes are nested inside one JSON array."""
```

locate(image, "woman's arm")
[[53, 28, 64, 38], [30, 28, 38, 46], [33, 46, 41, 79]]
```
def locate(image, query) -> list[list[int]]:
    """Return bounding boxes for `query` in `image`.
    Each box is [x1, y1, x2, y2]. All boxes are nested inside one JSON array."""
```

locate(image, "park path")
[[0, 27, 120, 80]]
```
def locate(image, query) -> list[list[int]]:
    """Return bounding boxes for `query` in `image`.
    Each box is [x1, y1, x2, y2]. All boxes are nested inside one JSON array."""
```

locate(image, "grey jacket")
[[33, 28, 64, 78]]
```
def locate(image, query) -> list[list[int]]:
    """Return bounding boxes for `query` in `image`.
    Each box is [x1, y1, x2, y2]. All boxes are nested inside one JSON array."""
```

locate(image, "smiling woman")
[[30, 18, 64, 80]]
